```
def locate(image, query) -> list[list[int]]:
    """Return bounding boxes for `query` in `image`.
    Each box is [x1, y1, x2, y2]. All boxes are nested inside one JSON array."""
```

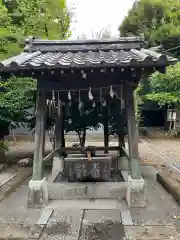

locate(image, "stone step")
[[48, 182, 127, 200]]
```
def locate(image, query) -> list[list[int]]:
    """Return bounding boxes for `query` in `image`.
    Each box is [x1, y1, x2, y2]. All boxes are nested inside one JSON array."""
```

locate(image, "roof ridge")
[[24, 36, 144, 53], [25, 36, 143, 45]]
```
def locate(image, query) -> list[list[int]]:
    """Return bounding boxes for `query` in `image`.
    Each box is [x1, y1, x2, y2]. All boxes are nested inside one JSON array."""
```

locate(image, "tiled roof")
[[0, 37, 177, 71]]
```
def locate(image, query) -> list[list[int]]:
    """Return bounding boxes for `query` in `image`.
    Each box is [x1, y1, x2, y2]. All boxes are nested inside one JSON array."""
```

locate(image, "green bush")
[[0, 140, 8, 153]]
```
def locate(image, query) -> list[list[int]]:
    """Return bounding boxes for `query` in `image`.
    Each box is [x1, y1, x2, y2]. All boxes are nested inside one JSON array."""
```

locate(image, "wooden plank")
[[121, 210, 133, 226], [37, 208, 54, 225]]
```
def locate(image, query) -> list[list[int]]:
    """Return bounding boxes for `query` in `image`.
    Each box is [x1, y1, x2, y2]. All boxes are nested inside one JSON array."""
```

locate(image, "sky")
[[67, 0, 135, 39]]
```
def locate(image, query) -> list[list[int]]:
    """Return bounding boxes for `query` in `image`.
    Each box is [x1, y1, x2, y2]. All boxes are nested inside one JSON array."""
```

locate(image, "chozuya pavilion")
[[0, 36, 177, 208]]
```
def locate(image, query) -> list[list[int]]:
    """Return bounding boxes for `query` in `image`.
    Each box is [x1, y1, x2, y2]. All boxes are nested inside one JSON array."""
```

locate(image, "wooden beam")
[[58, 146, 120, 153], [124, 84, 141, 179], [43, 149, 57, 162], [32, 91, 46, 181]]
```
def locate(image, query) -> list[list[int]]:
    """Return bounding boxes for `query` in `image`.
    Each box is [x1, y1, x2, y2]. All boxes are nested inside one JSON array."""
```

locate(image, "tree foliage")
[[145, 62, 180, 106], [65, 100, 101, 146], [0, 2, 23, 59], [120, 0, 180, 58], [0, 76, 36, 123], [0, 0, 71, 60], [0, 0, 71, 139], [119, 0, 180, 120], [13, 0, 71, 39]]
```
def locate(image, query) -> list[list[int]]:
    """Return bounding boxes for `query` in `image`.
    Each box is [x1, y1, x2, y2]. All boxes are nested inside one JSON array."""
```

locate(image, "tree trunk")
[[77, 129, 86, 147], [11, 127, 17, 145], [81, 129, 86, 147]]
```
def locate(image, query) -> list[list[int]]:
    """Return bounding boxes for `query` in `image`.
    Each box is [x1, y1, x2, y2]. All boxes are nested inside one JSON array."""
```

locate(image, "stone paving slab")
[[0, 178, 42, 239], [130, 180, 180, 226], [79, 222, 124, 240], [80, 210, 124, 240], [43, 209, 83, 239]]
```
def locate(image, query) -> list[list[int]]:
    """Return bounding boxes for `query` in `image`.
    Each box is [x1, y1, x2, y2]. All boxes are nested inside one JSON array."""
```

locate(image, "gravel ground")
[[139, 140, 164, 165], [142, 138, 180, 163], [139, 138, 180, 182]]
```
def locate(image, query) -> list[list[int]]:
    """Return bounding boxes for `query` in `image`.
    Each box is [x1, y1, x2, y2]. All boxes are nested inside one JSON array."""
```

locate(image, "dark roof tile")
[[0, 37, 177, 71]]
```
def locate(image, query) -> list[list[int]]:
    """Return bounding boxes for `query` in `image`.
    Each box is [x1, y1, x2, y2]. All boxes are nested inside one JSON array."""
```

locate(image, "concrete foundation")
[[27, 178, 48, 208], [126, 176, 147, 208], [49, 156, 64, 182], [48, 181, 127, 200]]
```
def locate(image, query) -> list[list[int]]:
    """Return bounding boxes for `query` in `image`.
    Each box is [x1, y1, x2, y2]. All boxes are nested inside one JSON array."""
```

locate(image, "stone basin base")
[[64, 156, 112, 182]]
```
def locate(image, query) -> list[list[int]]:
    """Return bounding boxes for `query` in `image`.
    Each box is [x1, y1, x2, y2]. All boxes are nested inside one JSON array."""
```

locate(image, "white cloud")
[[67, 0, 135, 39]]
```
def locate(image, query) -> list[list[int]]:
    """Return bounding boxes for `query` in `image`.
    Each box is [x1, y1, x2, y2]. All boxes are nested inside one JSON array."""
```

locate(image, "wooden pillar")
[[124, 84, 141, 179], [52, 101, 64, 177], [118, 86, 125, 152], [118, 134, 125, 154], [61, 104, 65, 148], [117, 107, 128, 171], [103, 107, 109, 154], [104, 122, 109, 153], [32, 90, 46, 181], [117, 110, 125, 152], [55, 101, 62, 149]]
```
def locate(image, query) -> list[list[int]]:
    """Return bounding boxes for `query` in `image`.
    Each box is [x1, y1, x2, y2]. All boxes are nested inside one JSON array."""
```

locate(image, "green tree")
[[14, 0, 71, 39], [0, 76, 36, 139], [65, 100, 100, 147], [119, 0, 180, 58], [119, 0, 180, 132], [0, 0, 71, 61], [0, 0, 71, 141], [144, 62, 180, 133], [145, 62, 180, 106], [0, 2, 23, 60]]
